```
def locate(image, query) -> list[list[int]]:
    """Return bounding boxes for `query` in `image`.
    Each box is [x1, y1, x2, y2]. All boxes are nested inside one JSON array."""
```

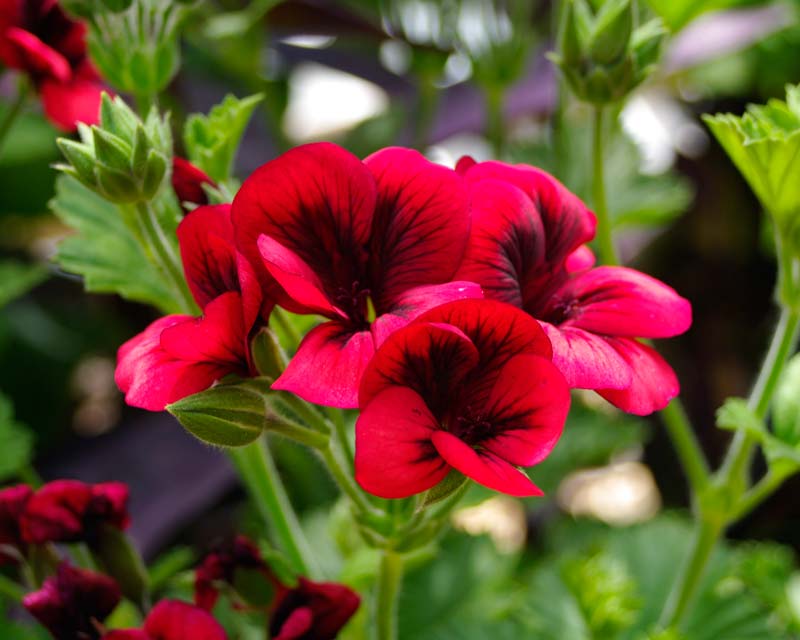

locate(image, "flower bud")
[[55, 94, 171, 204], [773, 355, 800, 446], [589, 0, 632, 66]]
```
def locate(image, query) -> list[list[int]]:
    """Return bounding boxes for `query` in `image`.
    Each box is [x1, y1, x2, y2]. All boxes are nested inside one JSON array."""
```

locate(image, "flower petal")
[[4, 26, 70, 81], [40, 65, 104, 131], [540, 323, 632, 390], [273, 321, 375, 408], [355, 386, 449, 499], [364, 147, 470, 310], [232, 142, 376, 308], [480, 355, 570, 467], [273, 607, 313, 640], [144, 600, 228, 640], [173, 157, 215, 209], [598, 338, 680, 415], [565, 245, 595, 273], [272, 578, 360, 640], [545, 266, 692, 338], [431, 431, 543, 497], [20, 480, 90, 544]]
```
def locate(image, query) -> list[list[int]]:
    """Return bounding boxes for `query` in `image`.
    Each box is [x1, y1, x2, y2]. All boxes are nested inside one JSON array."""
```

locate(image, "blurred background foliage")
[[3, 0, 800, 636]]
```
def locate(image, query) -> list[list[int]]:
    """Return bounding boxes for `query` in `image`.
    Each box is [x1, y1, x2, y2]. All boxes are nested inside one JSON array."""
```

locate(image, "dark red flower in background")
[[356, 299, 570, 498], [232, 142, 481, 408], [116, 205, 264, 411], [270, 578, 360, 640], [455, 158, 691, 415], [103, 599, 228, 640], [172, 157, 216, 211], [23, 562, 121, 640], [20, 479, 129, 545], [0, 484, 32, 564], [194, 535, 271, 611], [0, 0, 105, 130]]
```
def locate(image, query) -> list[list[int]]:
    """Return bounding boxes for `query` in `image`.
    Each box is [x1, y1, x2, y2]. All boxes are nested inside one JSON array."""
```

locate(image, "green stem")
[[413, 76, 439, 151], [660, 400, 710, 493], [591, 106, 618, 266], [135, 201, 197, 315], [733, 470, 788, 521], [0, 82, 28, 157], [375, 549, 403, 640], [228, 438, 319, 578], [0, 572, 25, 602], [485, 84, 506, 158], [320, 439, 379, 516]]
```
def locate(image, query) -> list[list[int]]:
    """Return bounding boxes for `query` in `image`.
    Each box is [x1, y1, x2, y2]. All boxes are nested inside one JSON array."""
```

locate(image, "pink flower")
[[0, 0, 105, 130], [172, 157, 216, 211], [20, 479, 129, 545], [103, 600, 227, 640], [232, 142, 481, 408], [455, 158, 691, 415], [24, 562, 121, 640], [0, 484, 32, 564], [115, 205, 264, 411], [355, 299, 570, 498]]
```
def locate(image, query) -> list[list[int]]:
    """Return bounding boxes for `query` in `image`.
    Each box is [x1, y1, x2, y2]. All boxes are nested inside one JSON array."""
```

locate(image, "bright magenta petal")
[[565, 245, 595, 273], [273, 321, 375, 408], [480, 355, 569, 467], [598, 338, 680, 415], [257, 234, 342, 317], [355, 387, 449, 499], [144, 600, 228, 640], [431, 431, 543, 497], [232, 142, 376, 308], [540, 323, 632, 390], [365, 147, 469, 309], [546, 266, 692, 338]]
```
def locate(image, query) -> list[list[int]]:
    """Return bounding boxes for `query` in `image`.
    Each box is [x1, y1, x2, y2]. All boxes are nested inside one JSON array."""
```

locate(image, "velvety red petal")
[[4, 26, 70, 80], [364, 147, 470, 310], [598, 338, 680, 415], [273, 607, 313, 640], [431, 431, 543, 497], [144, 600, 228, 640], [480, 354, 569, 467], [280, 578, 360, 640], [20, 480, 91, 544], [0, 484, 31, 563], [40, 74, 104, 131], [257, 234, 342, 317], [273, 321, 375, 408], [461, 160, 596, 265], [90, 482, 129, 530], [545, 266, 692, 338], [359, 321, 479, 416], [172, 157, 215, 209], [565, 245, 595, 273], [232, 142, 376, 309], [456, 178, 545, 308], [540, 323, 632, 390], [355, 386, 449, 499]]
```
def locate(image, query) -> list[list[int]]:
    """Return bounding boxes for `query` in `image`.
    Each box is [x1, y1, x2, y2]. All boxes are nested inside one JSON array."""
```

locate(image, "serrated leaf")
[[0, 260, 47, 308], [0, 391, 33, 482], [49, 174, 180, 314], [184, 93, 264, 182]]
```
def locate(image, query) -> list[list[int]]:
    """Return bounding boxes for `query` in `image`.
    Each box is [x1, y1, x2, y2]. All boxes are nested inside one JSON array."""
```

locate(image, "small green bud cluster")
[[56, 94, 172, 204], [551, 0, 666, 105]]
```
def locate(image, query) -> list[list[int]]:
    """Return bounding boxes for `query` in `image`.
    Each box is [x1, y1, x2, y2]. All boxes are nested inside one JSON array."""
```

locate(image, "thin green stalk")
[[413, 76, 439, 151], [375, 549, 403, 640], [135, 201, 197, 314], [485, 84, 506, 158], [733, 470, 788, 521], [0, 572, 25, 602], [0, 82, 28, 157], [660, 400, 710, 493], [320, 439, 379, 516], [591, 106, 618, 266], [228, 437, 319, 578], [328, 407, 354, 463]]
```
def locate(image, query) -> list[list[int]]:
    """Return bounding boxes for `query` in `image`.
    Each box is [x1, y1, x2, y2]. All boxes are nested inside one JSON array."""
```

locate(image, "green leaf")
[[0, 391, 33, 483], [715, 397, 765, 439], [184, 93, 264, 182], [644, 0, 750, 33], [772, 354, 800, 445], [420, 470, 468, 508], [0, 260, 47, 309], [49, 174, 179, 313]]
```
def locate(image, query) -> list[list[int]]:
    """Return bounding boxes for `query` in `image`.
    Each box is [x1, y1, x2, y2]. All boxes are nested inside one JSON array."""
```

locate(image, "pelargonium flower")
[[116, 204, 264, 411], [172, 157, 216, 211], [20, 479, 128, 545], [0, 0, 105, 130], [355, 299, 570, 498], [0, 483, 32, 564], [23, 562, 121, 640], [103, 599, 227, 640], [455, 158, 691, 415], [232, 142, 481, 408]]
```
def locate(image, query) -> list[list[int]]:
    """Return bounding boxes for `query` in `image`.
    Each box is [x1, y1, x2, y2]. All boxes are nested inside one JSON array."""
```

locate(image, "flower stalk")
[[591, 107, 618, 266], [375, 549, 403, 640]]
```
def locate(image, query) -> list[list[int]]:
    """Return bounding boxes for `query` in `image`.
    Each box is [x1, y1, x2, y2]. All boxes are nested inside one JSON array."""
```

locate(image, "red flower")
[[455, 158, 691, 415], [172, 158, 216, 211], [270, 578, 360, 640], [103, 600, 227, 640], [20, 479, 129, 545], [116, 205, 264, 411], [23, 562, 121, 640], [0, 0, 105, 130], [355, 299, 570, 498], [0, 483, 32, 564], [232, 142, 481, 408]]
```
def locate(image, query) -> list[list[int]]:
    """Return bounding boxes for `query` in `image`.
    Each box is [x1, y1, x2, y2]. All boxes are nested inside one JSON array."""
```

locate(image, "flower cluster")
[[116, 142, 691, 499], [0, 0, 105, 130]]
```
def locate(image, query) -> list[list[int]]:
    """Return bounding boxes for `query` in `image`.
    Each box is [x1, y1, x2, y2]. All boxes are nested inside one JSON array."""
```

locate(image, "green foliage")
[[644, 0, 753, 33], [772, 354, 800, 445], [0, 260, 47, 309], [183, 93, 264, 183], [0, 391, 33, 482], [49, 175, 180, 313]]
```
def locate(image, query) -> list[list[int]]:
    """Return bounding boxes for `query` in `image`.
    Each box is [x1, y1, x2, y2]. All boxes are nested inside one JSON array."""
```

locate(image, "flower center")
[[454, 407, 494, 445], [334, 280, 375, 326]]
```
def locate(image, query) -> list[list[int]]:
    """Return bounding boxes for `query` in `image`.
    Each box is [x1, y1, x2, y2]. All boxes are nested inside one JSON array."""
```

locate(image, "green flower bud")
[[96, 166, 140, 203], [56, 139, 97, 187], [92, 127, 133, 174], [589, 0, 632, 66], [141, 150, 168, 200]]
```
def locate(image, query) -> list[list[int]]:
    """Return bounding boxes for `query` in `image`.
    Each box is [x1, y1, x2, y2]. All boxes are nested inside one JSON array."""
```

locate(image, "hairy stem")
[[375, 549, 403, 640]]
